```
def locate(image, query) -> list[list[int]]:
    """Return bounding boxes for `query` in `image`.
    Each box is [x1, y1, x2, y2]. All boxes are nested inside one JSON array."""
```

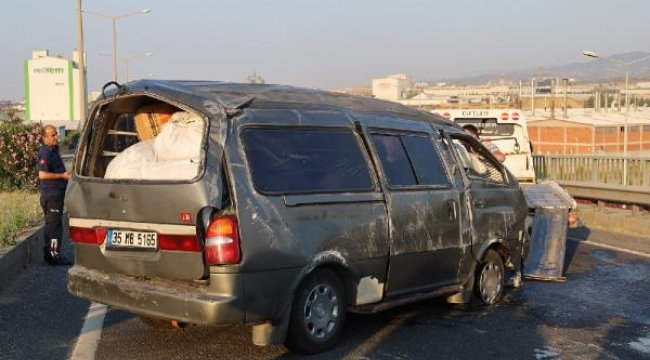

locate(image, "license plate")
[[107, 229, 158, 250]]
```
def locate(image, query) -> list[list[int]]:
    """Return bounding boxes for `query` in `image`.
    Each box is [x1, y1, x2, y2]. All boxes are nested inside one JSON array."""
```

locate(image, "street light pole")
[[583, 50, 650, 186], [100, 52, 153, 82], [76, 0, 87, 128], [123, 52, 153, 82], [112, 17, 117, 82], [85, 8, 151, 82], [622, 71, 628, 183]]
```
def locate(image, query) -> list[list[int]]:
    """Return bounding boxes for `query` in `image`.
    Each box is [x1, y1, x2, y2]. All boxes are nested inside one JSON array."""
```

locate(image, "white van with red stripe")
[[433, 109, 535, 182]]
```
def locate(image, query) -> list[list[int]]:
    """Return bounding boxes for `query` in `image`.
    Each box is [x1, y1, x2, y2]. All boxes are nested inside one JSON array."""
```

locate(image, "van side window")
[[452, 135, 506, 184], [371, 134, 416, 186], [241, 128, 373, 194], [401, 135, 451, 186], [372, 133, 451, 187]]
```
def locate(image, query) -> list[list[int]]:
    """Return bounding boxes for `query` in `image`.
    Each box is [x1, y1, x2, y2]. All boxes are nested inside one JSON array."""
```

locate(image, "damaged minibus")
[[66, 80, 529, 354]]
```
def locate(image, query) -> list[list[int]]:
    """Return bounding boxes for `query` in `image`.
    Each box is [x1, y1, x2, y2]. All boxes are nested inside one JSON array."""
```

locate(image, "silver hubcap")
[[479, 262, 503, 304], [303, 284, 339, 339]]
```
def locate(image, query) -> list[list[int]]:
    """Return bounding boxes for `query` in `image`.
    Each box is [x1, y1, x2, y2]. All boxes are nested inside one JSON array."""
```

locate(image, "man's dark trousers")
[[41, 195, 64, 260]]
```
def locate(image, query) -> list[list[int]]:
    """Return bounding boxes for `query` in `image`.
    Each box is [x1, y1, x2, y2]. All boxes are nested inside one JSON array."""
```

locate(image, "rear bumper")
[[67, 265, 246, 325]]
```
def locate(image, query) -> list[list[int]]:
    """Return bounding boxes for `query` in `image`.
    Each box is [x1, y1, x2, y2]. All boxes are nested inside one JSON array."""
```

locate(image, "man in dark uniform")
[[38, 125, 71, 266]]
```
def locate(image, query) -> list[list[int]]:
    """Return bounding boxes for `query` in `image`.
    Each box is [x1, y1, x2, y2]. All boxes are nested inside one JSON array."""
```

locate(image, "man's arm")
[[39, 171, 70, 181], [482, 140, 506, 162], [491, 149, 506, 163]]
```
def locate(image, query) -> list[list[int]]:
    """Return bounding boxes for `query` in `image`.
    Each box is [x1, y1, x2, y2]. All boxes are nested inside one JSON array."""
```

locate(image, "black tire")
[[285, 269, 346, 354], [474, 249, 505, 305]]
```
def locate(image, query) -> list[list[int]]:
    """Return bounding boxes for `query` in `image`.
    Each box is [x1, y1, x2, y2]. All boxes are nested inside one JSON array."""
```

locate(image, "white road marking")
[[630, 332, 650, 355], [70, 302, 107, 360], [534, 346, 560, 359], [567, 237, 650, 259]]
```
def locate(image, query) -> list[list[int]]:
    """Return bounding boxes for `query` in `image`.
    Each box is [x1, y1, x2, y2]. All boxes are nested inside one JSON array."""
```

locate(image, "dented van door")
[[368, 130, 463, 297], [450, 134, 524, 253]]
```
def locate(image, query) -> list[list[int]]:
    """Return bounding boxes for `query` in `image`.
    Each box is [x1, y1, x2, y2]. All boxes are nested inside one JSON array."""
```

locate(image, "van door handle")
[[473, 198, 486, 208], [446, 200, 457, 220]]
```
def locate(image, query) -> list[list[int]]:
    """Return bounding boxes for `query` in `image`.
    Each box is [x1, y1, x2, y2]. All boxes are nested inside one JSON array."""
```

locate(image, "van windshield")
[[455, 118, 518, 137]]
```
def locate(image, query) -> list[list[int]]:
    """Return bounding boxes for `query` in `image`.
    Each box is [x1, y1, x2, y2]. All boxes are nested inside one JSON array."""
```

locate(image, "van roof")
[[106, 79, 454, 128]]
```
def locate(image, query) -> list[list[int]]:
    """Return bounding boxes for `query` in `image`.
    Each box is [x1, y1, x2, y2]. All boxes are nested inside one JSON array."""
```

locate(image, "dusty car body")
[[66, 80, 528, 354]]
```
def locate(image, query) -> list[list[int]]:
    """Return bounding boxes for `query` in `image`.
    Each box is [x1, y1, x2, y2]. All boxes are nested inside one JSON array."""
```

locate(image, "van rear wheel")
[[474, 249, 505, 305], [285, 269, 346, 354]]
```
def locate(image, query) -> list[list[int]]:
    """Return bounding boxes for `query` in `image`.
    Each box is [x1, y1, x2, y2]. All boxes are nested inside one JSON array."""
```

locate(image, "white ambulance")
[[433, 109, 536, 182]]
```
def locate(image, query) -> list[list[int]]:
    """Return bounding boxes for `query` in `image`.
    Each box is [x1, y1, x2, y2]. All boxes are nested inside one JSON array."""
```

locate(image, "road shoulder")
[[0, 223, 42, 289]]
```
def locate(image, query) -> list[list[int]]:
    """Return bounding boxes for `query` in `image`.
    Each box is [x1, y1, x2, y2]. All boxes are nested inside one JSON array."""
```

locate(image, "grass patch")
[[0, 191, 41, 248]]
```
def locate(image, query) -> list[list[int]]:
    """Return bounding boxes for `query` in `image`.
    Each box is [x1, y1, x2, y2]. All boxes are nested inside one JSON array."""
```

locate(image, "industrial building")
[[370, 72, 650, 155], [527, 109, 650, 154], [372, 74, 413, 100], [24, 50, 84, 125]]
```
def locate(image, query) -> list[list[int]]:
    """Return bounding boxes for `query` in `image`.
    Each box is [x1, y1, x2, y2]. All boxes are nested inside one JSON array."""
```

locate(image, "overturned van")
[[66, 80, 529, 354]]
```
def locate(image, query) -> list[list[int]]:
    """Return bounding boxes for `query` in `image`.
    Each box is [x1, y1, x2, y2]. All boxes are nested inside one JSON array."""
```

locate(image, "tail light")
[[159, 235, 201, 252], [70, 226, 107, 245], [204, 215, 241, 265]]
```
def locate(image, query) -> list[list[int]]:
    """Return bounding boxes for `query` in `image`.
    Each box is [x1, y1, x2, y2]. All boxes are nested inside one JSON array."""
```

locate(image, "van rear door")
[[66, 96, 219, 281]]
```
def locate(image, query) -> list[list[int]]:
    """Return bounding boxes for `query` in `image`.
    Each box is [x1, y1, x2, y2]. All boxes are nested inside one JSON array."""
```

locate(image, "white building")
[[24, 50, 84, 123], [372, 73, 413, 100]]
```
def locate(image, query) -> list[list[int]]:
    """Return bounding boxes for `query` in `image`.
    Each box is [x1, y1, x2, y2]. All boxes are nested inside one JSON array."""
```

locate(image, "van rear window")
[[241, 128, 373, 194]]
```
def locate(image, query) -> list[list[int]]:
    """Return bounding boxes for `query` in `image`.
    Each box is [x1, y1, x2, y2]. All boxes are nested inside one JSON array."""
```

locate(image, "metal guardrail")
[[533, 154, 650, 206]]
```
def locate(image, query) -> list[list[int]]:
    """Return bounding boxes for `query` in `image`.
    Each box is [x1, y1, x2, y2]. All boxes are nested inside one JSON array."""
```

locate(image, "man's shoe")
[[49, 256, 73, 266], [44, 254, 55, 265]]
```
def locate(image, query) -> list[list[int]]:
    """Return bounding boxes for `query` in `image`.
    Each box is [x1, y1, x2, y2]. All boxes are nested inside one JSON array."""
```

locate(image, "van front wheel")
[[285, 269, 346, 354], [474, 249, 505, 305]]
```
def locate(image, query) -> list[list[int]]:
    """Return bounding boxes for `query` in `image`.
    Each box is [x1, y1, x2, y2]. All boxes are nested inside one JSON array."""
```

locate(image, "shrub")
[[62, 130, 80, 150], [0, 119, 42, 191]]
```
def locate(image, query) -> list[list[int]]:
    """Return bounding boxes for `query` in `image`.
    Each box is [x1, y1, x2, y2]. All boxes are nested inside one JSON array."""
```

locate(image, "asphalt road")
[[1, 228, 649, 360]]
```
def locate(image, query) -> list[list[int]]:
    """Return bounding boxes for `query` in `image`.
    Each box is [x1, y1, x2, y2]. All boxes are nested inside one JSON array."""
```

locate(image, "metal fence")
[[533, 154, 650, 187], [533, 154, 650, 205]]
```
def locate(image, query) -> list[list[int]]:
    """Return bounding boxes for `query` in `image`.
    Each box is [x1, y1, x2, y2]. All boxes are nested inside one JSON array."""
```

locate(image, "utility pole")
[[76, 0, 87, 129], [550, 78, 556, 119], [530, 78, 536, 116], [563, 78, 568, 119]]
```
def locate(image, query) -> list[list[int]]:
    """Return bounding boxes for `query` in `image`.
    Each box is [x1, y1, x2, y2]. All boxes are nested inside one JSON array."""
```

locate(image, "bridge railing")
[[533, 154, 650, 187], [533, 154, 650, 206]]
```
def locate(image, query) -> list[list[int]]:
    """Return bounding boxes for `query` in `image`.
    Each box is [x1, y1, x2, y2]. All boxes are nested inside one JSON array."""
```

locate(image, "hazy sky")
[[2, 0, 648, 100]]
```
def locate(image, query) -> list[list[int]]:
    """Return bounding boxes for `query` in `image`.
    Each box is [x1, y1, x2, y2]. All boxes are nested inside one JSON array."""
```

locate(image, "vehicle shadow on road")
[[95, 292, 552, 360], [563, 226, 592, 274], [86, 226, 650, 360]]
